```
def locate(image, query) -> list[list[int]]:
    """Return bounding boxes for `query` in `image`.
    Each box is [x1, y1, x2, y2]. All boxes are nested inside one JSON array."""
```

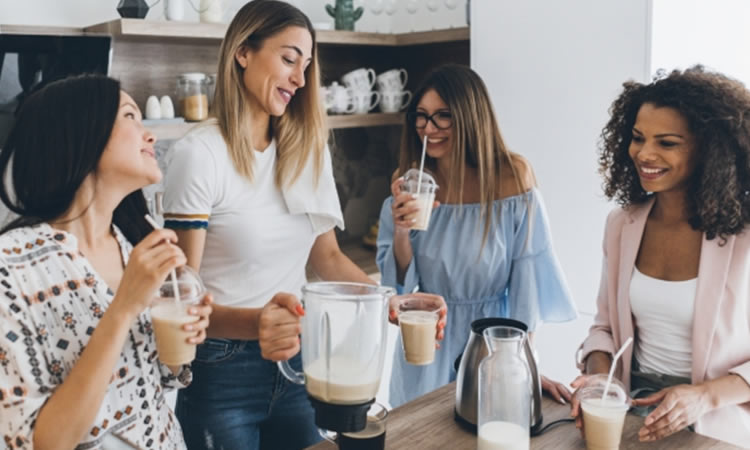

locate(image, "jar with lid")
[[477, 325, 531, 450], [177, 73, 209, 122]]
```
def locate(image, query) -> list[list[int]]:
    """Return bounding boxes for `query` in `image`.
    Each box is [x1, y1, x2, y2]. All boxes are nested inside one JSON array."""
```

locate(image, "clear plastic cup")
[[150, 266, 206, 366], [400, 168, 439, 231], [396, 295, 442, 365], [576, 374, 630, 450]]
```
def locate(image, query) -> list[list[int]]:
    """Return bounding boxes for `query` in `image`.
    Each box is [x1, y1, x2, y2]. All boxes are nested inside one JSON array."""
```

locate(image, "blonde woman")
[[161, 1, 373, 448], [377, 65, 578, 407]]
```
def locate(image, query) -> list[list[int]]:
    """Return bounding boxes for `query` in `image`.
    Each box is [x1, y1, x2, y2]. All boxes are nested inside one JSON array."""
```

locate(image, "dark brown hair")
[[599, 65, 750, 241], [0, 74, 151, 244]]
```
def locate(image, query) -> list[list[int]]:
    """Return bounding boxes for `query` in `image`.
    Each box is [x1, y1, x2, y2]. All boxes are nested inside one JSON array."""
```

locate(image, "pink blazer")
[[578, 199, 750, 447]]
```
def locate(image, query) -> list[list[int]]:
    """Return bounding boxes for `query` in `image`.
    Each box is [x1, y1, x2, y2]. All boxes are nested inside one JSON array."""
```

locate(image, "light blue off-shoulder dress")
[[376, 188, 578, 407]]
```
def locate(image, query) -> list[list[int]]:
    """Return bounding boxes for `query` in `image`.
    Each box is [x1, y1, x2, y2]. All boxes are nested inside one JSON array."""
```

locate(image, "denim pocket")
[[195, 338, 244, 364]]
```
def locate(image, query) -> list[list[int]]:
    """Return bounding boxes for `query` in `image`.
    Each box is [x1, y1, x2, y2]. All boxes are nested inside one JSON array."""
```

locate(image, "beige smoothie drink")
[[401, 168, 439, 231], [399, 310, 437, 365], [304, 357, 381, 404], [151, 301, 200, 365], [396, 294, 442, 366], [581, 398, 628, 450], [410, 192, 436, 231], [150, 266, 205, 366]]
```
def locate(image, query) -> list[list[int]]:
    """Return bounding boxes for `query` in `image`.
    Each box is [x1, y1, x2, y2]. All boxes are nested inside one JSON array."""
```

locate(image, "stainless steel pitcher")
[[454, 318, 543, 435]]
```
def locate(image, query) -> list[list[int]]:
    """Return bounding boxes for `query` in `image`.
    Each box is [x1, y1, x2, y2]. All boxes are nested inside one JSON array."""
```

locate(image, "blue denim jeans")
[[176, 339, 321, 450]]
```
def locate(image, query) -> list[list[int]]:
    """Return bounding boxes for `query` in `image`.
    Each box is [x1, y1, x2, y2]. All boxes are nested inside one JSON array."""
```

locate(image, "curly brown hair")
[[599, 65, 750, 241]]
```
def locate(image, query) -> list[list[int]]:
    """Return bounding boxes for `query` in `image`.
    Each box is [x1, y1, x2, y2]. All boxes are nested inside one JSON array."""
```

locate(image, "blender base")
[[309, 396, 375, 433]]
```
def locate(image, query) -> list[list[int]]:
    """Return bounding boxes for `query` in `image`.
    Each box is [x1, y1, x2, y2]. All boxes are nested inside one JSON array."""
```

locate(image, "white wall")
[[471, 0, 652, 384], [651, 0, 750, 86], [0, 0, 468, 32]]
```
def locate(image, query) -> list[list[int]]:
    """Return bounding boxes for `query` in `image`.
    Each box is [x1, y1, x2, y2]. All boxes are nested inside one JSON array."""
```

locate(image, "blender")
[[278, 282, 394, 433]]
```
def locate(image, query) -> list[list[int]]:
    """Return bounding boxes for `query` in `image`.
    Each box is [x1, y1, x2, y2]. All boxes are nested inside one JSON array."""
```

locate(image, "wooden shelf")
[[0, 24, 83, 36], [147, 113, 403, 141], [84, 19, 468, 46], [327, 112, 403, 129]]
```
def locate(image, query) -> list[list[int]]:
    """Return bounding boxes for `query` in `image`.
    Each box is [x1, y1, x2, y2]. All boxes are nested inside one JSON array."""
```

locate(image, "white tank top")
[[629, 266, 697, 378]]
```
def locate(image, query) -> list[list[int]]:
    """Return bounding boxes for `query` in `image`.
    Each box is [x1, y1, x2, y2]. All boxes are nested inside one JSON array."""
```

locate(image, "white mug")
[[351, 91, 381, 114], [341, 68, 376, 92], [380, 90, 412, 113], [328, 82, 355, 114], [376, 68, 408, 92]]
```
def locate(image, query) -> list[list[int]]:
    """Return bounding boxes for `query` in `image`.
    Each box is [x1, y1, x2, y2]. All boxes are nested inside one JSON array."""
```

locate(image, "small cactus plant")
[[325, 0, 364, 31]]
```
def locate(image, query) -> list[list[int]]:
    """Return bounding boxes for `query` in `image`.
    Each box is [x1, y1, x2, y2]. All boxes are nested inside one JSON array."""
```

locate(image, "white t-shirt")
[[630, 266, 697, 378], [162, 124, 341, 308]]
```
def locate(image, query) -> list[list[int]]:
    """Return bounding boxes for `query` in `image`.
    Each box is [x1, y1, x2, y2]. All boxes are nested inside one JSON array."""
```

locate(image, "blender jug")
[[278, 282, 394, 432]]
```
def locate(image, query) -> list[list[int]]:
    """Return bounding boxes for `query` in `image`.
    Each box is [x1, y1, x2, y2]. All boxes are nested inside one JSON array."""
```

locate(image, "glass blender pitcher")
[[278, 282, 394, 432]]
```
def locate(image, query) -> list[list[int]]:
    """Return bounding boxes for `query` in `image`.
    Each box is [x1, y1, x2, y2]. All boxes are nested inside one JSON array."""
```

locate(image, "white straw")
[[416, 135, 428, 195], [601, 336, 633, 403], [144, 214, 181, 304]]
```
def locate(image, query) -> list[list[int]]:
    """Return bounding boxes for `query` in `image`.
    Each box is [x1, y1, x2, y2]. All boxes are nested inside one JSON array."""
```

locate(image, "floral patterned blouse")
[[0, 223, 190, 449]]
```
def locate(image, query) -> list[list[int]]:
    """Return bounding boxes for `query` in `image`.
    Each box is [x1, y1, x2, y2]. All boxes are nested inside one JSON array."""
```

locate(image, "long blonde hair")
[[213, 0, 327, 187], [399, 64, 523, 250]]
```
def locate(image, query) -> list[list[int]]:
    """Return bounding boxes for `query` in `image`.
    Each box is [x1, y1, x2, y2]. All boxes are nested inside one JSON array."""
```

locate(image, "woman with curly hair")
[[570, 66, 750, 447]]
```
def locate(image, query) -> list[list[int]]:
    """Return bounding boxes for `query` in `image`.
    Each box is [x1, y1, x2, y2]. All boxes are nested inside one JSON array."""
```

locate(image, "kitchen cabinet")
[[83, 19, 470, 138]]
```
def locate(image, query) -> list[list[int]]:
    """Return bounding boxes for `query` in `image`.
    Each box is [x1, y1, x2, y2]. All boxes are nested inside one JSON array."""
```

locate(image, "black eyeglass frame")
[[407, 111, 453, 130]]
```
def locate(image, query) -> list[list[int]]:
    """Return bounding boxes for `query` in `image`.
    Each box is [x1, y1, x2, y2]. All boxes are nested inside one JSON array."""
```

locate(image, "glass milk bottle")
[[477, 326, 531, 450]]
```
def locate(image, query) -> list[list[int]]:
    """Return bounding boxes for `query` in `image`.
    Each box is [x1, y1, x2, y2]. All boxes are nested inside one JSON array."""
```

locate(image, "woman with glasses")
[[376, 64, 578, 407]]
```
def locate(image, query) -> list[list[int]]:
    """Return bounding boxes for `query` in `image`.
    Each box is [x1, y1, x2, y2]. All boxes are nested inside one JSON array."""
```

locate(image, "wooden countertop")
[[307, 382, 740, 449]]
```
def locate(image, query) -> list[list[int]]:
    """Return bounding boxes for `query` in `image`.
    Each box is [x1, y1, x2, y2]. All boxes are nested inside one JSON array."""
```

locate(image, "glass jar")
[[477, 326, 531, 450], [177, 73, 208, 122]]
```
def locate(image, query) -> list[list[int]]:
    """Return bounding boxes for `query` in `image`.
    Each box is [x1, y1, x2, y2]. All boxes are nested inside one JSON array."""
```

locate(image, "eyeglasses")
[[407, 111, 453, 130]]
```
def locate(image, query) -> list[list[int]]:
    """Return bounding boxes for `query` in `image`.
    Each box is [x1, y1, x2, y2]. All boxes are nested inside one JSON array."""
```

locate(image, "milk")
[[581, 398, 628, 450], [477, 421, 529, 450], [304, 357, 380, 404], [399, 310, 437, 365], [151, 302, 199, 365], [411, 192, 435, 231]]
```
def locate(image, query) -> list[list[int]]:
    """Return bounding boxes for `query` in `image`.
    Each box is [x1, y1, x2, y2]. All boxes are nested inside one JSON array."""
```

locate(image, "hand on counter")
[[541, 374, 572, 404], [633, 383, 711, 442], [258, 293, 304, 361]]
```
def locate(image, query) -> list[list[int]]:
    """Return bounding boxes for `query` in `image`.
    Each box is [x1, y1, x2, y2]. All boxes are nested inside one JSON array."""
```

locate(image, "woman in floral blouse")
[[0, 75, 212, 449]]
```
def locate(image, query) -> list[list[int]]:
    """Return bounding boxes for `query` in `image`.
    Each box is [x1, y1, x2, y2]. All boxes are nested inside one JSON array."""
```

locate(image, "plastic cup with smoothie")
[[576, 374, 630, 450], [396, 295, 442, 365], [150, 265, 206, 366], [400, 168, 439, 231]]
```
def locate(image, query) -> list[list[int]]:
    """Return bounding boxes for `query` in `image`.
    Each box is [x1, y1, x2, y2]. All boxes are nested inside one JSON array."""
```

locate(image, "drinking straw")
[[601, 336, 633, 403], [144, 214, 180, 304], [416, 134, 428, 194]]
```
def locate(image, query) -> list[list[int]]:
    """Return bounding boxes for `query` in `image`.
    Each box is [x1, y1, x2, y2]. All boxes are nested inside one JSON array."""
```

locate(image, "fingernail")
[[185, 325, 193, 331], [411, 219, 417, 223], [411, 194, 418, 200], [295, 305, 305, 316], [189, 308, 197, 314]]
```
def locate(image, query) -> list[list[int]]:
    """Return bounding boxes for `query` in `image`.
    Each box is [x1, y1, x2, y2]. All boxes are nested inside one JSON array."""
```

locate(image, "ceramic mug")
[[328, 82, 355, 114], [376, 68, 408, 92], [351, 91, 381, 114], [342, 68, 376, 92], [320, 85, 334, 111], [380, 90, 412, 113]]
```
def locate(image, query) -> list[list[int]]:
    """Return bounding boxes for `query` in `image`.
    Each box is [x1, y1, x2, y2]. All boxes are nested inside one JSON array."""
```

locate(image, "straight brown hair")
[[399, 64, 524, 250], [213, 0, 327, 187]]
